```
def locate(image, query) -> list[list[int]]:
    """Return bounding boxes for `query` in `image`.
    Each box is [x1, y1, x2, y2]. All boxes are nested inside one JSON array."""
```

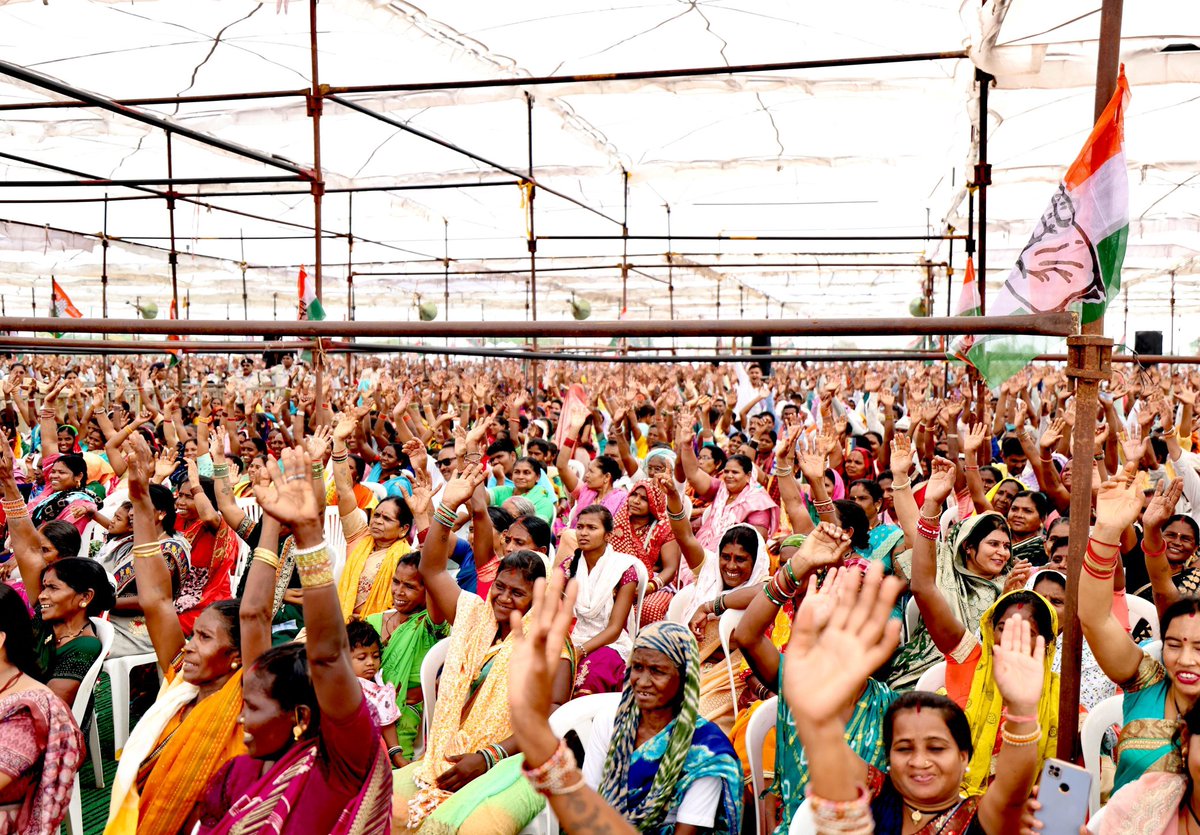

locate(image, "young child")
[[346, 618, 406, 767]]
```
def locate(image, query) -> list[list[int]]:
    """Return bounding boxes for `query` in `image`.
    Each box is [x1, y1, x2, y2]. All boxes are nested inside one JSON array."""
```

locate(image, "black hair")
[[249, 643, 320, 741], [1166, 514, 1200, 544], [832, 499, 871, 550], [884, 692, 973, 757], [349, 454, 367, 483], [346, 618, 382, 651], [726, 453, 754, 475], [980, 464, 1003, 484], [42, 557, 116, 616], [246, 437, 268, 457], [1150, 437, 1168, 465], [375, 496, 415, 531], [849, 478, 884, 503], [148, 483, 177, 535], [0, 585, 40, 678], [514, 456, 546, 477], [511, 514, 553, 552], [498, 549, 548, 585], [488, 506, 515, 533], [1163, 598, 1200, 638], [383, 443, 413, 474], [635, 403, 656, 421], [718, 525, 760, 560], [526, 438, 552, 458], [699, 444, 727, 470], [208, 599, 243, 651], [592, 456, 622, 484], [992, 590, 1056, 642], [576, 504, 614, 533], [877, 469, 894, 483], [396, 551, 422, 572], [55, 453, 88, 482], [865, 431, 884, 448], [1000, 437, 1026, 459], [961, 514, 1010, 561], [1031, 570, 1066, 594], [1012, 490, 1052, 520], [40, 520, 82, 560], [486, 438, 517, 457]]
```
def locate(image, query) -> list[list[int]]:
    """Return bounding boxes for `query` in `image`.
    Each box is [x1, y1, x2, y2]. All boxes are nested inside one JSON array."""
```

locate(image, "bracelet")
[[763, 581, 787, 607], [964, 465, 980, 471], [388, 746, 404, 760], [916, 518, 939, 541], [132, 542, 163, 560], [1089, 535, 1120, 549], [212, 463, 231, 479], [806, 785, 874, 835], [293, 543, 334, 587], [252, 547, 281, 571], [311, 463, 325, 479], [713, 594, 727, 617], [195, 416, 212, 425], [563, 438, 576, 449], [891, 477, 911, 490], [523, 738, 582, 796], [774, 466, 793, 479], [813, 499, 834, 514], [919, 509, 941, 521], [331, 452, 349, 463], [783, 560, 800, 588], [1004, 713, 1038, 725], [479, 748, 496, 770], [1, 498, 28, 519], [487, 742, 509, 763], [667, 506, 688, 522], [1142, 541, 1167, 560], [433, 502, 458, 529], [1001, 727, 1042, 747]]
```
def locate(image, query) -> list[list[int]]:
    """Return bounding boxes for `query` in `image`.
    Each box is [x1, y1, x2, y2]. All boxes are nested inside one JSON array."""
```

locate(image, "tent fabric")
[[0, 1, 1197, 349]]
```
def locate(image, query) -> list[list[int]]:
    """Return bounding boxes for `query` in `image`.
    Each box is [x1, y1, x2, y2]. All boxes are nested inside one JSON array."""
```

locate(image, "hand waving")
[[992, 614, 1045, 714], [253, 448, 322, 533]]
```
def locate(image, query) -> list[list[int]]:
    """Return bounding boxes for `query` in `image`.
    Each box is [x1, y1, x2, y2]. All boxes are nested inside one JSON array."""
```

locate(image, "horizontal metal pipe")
[[1, 175, 305, 188], [0, 314, 1074, 339], [0, 180, 522, 203], [355, 261, 949, 277], [0, 59, 312, 179], [538, 234, 967, 242], [0, 336, 316, 354]]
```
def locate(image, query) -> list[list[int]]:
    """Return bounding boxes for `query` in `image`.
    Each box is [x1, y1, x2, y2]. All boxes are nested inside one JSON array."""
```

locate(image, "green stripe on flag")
[[1082, 225, 1128, 325], [966, 334, 1065, 390]]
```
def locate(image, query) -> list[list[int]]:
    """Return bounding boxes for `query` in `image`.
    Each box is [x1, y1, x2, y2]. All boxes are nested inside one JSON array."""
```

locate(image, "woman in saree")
[[609, 479, 680, 626], [682, 442, 725, 531], [26, 382, 97, 535], [985, 477, 1023, 518], [887, 456, 1016, 691], [1006, 490, 1050, 567], [365, 552, 450, 764], [785, 561, 1042, 835], [489, 457, 556, 524], [0, 583, 85, 835], [848, 478, 907, 565], [396, 461, 575, 835], [732, 524, 897, 834], [368, 442, 415, 499], [104, 433, 271, 835], [582, 620, 743, 835], [678, 423, 778, 552], [333, 413, 415, 618], [175, 460, 239, 635], [195, 446, 394, 835], [1079, 467, 1200, 799]]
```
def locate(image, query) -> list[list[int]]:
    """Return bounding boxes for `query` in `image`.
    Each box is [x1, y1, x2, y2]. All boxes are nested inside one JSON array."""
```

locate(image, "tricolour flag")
[[298, 266, 325, 321], [967, 66, 1130, 388], [948, 257, 980, 364], [166, 298, 182, 367], [50, 277, 81, 338]]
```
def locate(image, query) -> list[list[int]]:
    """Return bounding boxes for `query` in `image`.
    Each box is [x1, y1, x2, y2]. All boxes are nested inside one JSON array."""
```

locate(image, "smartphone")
[[1034, 758, 1090, 834]]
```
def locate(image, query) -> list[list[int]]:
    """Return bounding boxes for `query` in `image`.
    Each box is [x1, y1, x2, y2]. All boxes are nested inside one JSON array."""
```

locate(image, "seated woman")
[[887, 456, 1014, 691], [489, 457, 556, 524], [196, 445, 394, 833], [609, 480, 681, 627], [175, 460, 239, 634], [678, 423, 777, 551], [557, 413, 629, 527], [364, 553, 449, 765], [583, 621, 743, 835], [333, 414, 415, 617], [1137, 489, 1200, 602], [372, 443, 415, 499], [396, 462, 575, 835], [1006, 490, 1051, 567], [785, 562, 1042, 834], [1, 438, 115, 707], [847, 478, 907, 563], [900, 459, 1059, 794], [681, 442, 725, 532], [1079, 469, 1200, 798], [28, 386, 98, 535], [473, 509, 554, 601], [0, 583, 86, 834], [562, 505, 640, 695], [104, 433, 272, 835]]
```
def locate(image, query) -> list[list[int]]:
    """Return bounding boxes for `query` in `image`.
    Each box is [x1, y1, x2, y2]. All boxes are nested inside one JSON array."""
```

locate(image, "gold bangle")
[[132, 542, 163, 559], [294, 543, 334, 587], [252, 547, 281, 571]]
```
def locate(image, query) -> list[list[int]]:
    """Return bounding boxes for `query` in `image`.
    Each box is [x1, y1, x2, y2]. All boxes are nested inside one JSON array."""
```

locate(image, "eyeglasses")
[[437, 458, 457, 468]]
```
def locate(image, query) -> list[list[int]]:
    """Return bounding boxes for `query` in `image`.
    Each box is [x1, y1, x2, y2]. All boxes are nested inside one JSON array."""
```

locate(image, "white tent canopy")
[[0, 0, 1197, 350]]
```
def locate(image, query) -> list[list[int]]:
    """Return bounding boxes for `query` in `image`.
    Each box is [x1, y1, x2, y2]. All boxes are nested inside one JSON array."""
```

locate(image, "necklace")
[[55, 622, 90, 645], [0, 669, 23, 697], [903, 798, 962, 827]]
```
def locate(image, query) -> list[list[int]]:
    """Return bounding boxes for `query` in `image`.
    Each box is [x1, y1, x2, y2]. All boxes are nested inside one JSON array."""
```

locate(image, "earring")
[[293, 725, 303, 741], [230, 661, 240, 671]]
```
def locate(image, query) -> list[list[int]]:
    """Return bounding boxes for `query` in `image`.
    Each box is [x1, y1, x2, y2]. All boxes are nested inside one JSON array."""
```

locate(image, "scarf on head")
[[985, 477, 1025, 506], [600, 621, 743, 835], [685, 523, 770, 624], [106, 665, 246, 835], [337, 535, 413, 617], [844, 447, 878, 482], [697, 480, 779, 552], [948, 589, 1060, 796], [610, 481, 676, 571], [642, 448, 677, 477]]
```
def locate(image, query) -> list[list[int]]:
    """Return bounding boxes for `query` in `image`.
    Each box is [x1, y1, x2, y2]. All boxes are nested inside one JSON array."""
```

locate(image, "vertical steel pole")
[[975, 70, 991, 316], [240, 232, 249, 320], [347, 192, 354, 381], [308, 0, 325, 407], [101, 193, 109, 325], [166, 134, 180, 320], [1057, 0, 1123, 761]]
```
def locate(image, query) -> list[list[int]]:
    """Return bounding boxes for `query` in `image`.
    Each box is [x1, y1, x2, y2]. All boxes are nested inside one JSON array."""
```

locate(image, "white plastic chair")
[[235, 496, 263, 523], [628, 559, 648, 637], [1143, 639, 1163, 662], [1126, 594, 1160, 640], [520, 693, 624, 835], [914, 660, 947, 693], [718, 609, 746, 721], [789, 802, 816, 835], [1081, 693, 1123, 813], [102, 651, 160, 753], [65, 617, 115, 835], [904, 597, 922, 642], [79, 521, 106, 558], [747, 695, 778, 835], [420, 638, 451, 749], [665, 586, 696, 624]]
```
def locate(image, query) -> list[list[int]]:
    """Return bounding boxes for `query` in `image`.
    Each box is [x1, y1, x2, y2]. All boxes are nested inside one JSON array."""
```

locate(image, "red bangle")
[[563, 438, 576, 449], [1086, 540, 1119, 566], [1089, 536, 1120, 549], [1142, 541, 1167, 559]]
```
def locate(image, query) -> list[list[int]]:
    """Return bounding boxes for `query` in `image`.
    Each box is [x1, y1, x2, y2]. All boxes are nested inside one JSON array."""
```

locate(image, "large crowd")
[[1, 350, 1200, 835]]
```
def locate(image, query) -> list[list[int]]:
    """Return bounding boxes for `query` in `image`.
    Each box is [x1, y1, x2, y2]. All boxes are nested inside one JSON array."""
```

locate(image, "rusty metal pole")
[[308, 0, 325, 408], [346, 193, 355, 382], [1057, 0, 1123, 762], [975, 70, 991, 316]]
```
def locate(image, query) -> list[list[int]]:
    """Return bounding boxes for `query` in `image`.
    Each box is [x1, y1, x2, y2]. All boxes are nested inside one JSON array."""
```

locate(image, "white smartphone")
[[1034, 758, 1091, 834]]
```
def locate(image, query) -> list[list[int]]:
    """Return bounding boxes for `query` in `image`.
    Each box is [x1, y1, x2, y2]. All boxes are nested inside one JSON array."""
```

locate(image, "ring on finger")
[[285, 475, 305, 482]]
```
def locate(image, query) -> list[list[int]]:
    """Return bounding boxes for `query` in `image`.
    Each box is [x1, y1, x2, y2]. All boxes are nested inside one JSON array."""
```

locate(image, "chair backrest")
[[627, 559, 648, 637], [789, 802, 816, 835], [747, 695, 778, 835], [420, 638, 452, 743], [236, 497, 263, 523], [548, 692, 621, 744], [1143, 639, 1163, 663], [914, 661, 947, 694], [904, 597, 921, 643], [73, 617, 115, 725], [718, 610, 746, 720], [1126, 594, 1161, 641], [1080, 693, 1123, 813], [665, 586, 696, 624]]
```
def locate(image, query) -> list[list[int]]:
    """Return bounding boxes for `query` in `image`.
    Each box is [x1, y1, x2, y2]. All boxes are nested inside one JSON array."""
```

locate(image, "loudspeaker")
[[1134, 331, 1163, 356], [749, 334, 772, 374]]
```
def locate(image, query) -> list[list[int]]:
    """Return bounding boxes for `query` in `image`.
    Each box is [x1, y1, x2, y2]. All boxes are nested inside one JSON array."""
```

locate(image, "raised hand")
[[1118, 425, 1147, 466], [1094, 465, 1143, 533], [793, 522, 853, 572], [890, 433, 914, 477], [304, 424, 332, 463], [0, 430, 16, 483], [442, 461, 488, 509], [1143, 478, 1184, 533], [121, 434, 155, 499], [923, 456, 956, 505], [783, 562, 904, 727], [1002, 559, 1034, 594], [961, 422, 988, 457], [775, 425, 801, 468], [154, 446, 178, 481], [1039, 417, 1066, 453], [253, 449, 321, 532], [992, 614, 1044, 714], [333, 411, 358, 443], [212, 426, 229, 465]]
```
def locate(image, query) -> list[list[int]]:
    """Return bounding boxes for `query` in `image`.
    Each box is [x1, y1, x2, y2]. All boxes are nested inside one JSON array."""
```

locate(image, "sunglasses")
[[436, 458, 457, 468]]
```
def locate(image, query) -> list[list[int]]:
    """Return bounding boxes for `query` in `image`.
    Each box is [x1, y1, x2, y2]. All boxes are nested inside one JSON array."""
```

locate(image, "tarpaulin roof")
[[0, 0, 1197, 349]]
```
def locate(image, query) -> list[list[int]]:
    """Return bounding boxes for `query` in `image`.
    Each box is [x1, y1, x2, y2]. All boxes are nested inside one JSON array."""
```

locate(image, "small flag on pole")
[[50, 278, 81, 338], [948, 257, 980, 364], [166, 298, 182, 367], [298, 266, 325, 321], [967, 66, 1130, 388]]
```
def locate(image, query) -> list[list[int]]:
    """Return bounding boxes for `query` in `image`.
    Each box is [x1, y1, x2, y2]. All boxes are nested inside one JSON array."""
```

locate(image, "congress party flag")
[[298, 265, 325, 321]]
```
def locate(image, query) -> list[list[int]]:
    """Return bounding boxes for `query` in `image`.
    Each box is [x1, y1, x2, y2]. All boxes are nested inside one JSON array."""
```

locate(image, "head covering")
[[600, 622, 742, 835], [686, 523, 770, 623], [845, 446, 878, 480], [610, 480, 675, 570], [955, 589, 1060, 796], [643, 447, 677, 475], [985, 476, 1025, 505]]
